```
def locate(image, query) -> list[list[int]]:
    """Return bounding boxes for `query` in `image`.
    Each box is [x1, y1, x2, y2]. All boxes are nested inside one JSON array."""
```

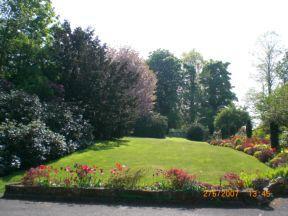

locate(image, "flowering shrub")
[[164, 168, 196, 190], [253, 149, 275, 162], [235, 145, 244, 151], [221, 172, 244, 189], [20, 164, 288, 194], [269, 152, 288, 168], [22, 165, 52, 186], [209, 135, 281, 167], [106, 163, 144, 189], [22, 164, 103, 188], [0, 120, 67, 175]]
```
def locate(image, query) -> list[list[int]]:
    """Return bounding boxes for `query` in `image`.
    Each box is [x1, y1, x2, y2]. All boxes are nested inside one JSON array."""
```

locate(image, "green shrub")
[[133, 113, 168, 138], [280, 131, 288, 149], [214, 105, 249, 138], [44, 102, 94, 151], [0, 90, 43, 124], [186, 123, 208, 141], [0, 120, 67, 176], [168, 128, 187, 138]]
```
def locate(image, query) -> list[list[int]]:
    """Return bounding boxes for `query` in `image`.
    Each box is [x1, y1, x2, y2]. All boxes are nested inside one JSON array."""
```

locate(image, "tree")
[[254, 31, 282, 94], [180, 63, 198, 124], [246, 119, 253, 138], [147, 49, 182, 128], [199, 60, 237, 133], [182, 49, 204, 73], [108, 47, 156, 117], [0, 0, 57, 97], [50, 22, 156, 139], [276, 51, 288, 85], [180, 50, 204, 125], [214, 105, 250, 138], [254, 31, 283, 149]]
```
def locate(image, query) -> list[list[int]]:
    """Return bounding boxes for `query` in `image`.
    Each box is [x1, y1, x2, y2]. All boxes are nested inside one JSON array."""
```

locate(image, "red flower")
[[38, 165, 46, 170]]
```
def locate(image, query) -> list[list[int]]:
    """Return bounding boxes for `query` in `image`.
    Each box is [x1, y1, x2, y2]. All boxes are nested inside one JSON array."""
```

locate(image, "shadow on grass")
[[81, 139, 130, 152]]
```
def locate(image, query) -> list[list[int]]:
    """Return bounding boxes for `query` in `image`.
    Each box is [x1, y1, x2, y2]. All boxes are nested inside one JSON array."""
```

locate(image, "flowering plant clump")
[[22, 163, 104, 188], [22, 165, 53, 186], [209, 135, 282, 167], [269, 152, 288, 168], [221, 172, 244, 189], [159, 168, 198, 190], [106, 163, 144, 190]]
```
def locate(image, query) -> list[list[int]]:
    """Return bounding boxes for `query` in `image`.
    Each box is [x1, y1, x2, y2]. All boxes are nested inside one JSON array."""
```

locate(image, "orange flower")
[[115, 162, 123, 171]]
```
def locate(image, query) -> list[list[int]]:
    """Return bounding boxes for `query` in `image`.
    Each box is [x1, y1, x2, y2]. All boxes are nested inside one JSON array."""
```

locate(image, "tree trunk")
[[270, 121, 279, 150]]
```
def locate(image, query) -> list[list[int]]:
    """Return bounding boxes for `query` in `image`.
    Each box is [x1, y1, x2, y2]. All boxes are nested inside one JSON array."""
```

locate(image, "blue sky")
[[52, 0, 288, 103]]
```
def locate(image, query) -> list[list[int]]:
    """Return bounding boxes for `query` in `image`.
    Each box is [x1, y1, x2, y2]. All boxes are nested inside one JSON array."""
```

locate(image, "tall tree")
[[182, 49, 204, 73], [254, 31, 282, 94], [108, 47, 157, 117], [0, 0, 57, 97], [49, 22, 156, 139], [180, 50, 204, 125], [199, 60, 237, 133], [276, 51, 288, 85], [147, 49, 182, 128], [254, 31, 283, 149]]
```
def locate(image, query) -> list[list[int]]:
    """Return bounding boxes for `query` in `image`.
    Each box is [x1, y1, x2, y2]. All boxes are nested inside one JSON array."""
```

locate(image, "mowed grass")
[[0, 137, 272, 193]]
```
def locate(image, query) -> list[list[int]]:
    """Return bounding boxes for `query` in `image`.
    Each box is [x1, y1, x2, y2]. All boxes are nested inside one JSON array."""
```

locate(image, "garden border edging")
[[3, 184, 275, 206]]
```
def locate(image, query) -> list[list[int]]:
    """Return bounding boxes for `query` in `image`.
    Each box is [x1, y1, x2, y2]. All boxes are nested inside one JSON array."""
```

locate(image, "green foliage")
[[44, 102, 94, 151], [133, 113, 168, 138], [0, 120, 67, 175], [214, 105, 249, 138], [186, 123, 208, 141], [50, 22, 154, 139], [276, 51, 288, 84], [147, 49, 182, 128], [280, 130, 288, 149], [0, 0, 57, 97], [0, 90, 43, 124], [246, 119, 253, 138], [107, 163, 144, 190], [199, 61, 237, 133]]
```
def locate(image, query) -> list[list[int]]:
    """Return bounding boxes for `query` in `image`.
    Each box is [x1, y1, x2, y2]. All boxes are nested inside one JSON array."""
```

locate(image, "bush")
[[168, 128, 187, 138], [0, 90, 43, 124], [164, 168, 196, 190], [133, 113, 168, 138], [269, 152, 288, 168], [44, 102, 94, 151], [235, 145, 244, 151], [221, 172, 244, 189], [280, 131, 288, 149], [106, 163, 144, 189], [253, 149, 275, 163], [186, 123, 208, 141], [0, 120, 67, 175], [214, 105, 250, 138]]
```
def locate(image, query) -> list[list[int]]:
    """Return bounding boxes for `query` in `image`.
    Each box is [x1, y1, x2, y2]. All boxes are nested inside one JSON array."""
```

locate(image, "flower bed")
[[3, 163, 288, 205], [210, 135, 288, 167]]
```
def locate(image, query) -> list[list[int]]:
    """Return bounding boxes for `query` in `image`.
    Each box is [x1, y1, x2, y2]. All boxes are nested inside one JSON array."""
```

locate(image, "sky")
[[51, 0, 288, 103]]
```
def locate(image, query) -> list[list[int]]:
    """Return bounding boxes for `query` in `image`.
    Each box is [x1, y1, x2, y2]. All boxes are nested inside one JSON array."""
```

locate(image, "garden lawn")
[[0, 137, 272, 194]]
